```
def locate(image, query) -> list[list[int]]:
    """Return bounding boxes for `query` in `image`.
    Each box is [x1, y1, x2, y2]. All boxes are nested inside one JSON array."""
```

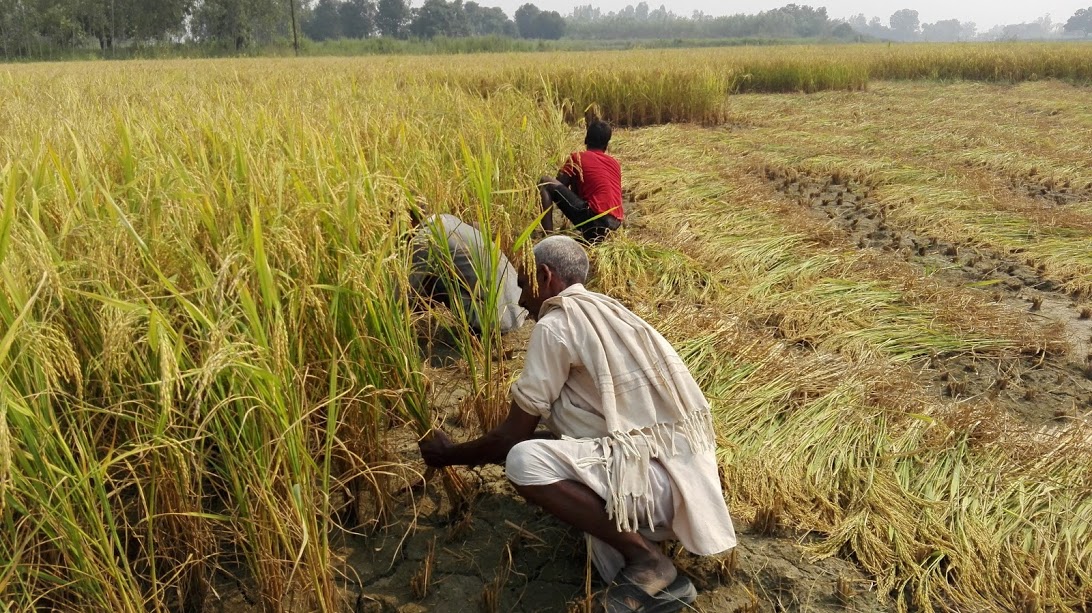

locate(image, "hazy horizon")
[[484, 1, 1089, 30]]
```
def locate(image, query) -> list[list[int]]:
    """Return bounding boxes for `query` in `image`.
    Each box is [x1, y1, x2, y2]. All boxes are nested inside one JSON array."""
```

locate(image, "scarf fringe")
[[593, 409, 717, 534]]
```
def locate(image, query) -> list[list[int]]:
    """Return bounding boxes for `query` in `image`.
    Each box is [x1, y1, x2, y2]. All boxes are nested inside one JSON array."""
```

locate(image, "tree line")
[[564, 3, 857, 40], [0, 0, 568, 58], [2, 2, 1090, 60], [566, 3, 1092, 41], [0, 0, 293, 55], [302, 1, 846, 43], [0, 1, 851, 58], [848, 8, 1092, 42], [302, 0, 565, 41]]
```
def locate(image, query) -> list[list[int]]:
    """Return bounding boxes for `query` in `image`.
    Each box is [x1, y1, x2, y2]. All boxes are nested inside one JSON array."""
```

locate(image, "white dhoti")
[[505, 438, 676, 583]]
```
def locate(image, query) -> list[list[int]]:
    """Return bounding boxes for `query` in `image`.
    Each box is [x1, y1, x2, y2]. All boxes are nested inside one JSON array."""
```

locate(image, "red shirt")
[[561, 149, 623, 221]]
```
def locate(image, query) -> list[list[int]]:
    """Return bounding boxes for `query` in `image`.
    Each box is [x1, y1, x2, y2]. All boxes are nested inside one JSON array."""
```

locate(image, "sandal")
[[596, 574, 697, 613]]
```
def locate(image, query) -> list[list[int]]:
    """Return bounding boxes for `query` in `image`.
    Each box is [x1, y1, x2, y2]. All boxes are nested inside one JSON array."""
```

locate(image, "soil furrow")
[[762, 165, 1092, 426], [1007, 171, 1092, 207]]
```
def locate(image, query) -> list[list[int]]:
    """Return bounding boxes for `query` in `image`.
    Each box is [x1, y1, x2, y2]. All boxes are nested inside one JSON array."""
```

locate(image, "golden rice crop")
[[164, 43, 1092, 130], [2, 46, 1092, 613], [613, 122, 1091, 612], [0, 58, 567, 611], [411, 42, 1092, 124]]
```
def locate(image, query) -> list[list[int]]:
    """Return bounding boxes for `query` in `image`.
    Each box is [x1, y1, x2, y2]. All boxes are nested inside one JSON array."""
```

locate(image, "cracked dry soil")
[[344, 355, 890, 613]]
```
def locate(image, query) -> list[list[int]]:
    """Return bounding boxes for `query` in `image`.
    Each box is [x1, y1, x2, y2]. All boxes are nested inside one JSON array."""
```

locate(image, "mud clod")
[[1009, 172, 1092, 207]]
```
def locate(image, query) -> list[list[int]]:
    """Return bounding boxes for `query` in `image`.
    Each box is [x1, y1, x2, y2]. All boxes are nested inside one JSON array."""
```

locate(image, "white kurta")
[[507, 283, 736, 571]]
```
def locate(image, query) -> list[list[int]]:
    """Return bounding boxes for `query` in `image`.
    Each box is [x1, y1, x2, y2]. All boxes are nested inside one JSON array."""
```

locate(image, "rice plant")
[[0, 59, 565, 611], [3, 45, 1092, 613]]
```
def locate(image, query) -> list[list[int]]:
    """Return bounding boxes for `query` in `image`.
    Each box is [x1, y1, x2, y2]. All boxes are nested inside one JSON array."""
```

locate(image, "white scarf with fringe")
[[539, 288, 718, 533]]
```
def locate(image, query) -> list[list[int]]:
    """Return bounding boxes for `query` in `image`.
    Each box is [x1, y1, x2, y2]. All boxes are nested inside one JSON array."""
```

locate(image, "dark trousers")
[[545, 184, 622, 243]]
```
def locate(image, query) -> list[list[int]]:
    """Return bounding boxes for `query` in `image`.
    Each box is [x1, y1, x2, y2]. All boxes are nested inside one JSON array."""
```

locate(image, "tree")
[[531, 9, 564, 39], [774, 4, 829, 38], [464, 2, 515, 36], [1, 0, 192, 57], [1064, 7, 1092, 36], [0, 0, 32, 56], [831, 22, 855, 39], [340, 0, 377, 38], [648, 5, 669, 21], [302, 0, 341, 40], [513, 3, 539, 37], [72, 0, 114, 49], [409, 0, 468, 38], [29, 0, 84, 48], [376, 0, 409, 37], [514, 3, 563, 39], [132, 0, 193, 40], [192, 0, 287, 49], [998, 15, 1062, 40], [566, 2, 856, 41], [846, 13, 893, 38], [570, 4, 600, 21], [921, 18, 961, 42], [889, 9, 919, 40]]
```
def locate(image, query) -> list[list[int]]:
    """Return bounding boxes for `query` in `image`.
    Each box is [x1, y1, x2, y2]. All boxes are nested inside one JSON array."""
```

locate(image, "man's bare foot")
[[620, 550, 677, 596]]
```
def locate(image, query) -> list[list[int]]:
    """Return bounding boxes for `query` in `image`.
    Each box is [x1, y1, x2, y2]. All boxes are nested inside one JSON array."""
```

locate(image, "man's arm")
[[556, 153, 578, 189], [539, 174, 571, 190], [555, 171, 574, 189], [419, 401, 540, 468]]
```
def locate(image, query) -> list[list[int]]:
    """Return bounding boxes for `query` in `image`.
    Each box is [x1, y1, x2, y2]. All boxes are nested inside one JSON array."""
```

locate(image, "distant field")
[[1, 47, 1090, 612]]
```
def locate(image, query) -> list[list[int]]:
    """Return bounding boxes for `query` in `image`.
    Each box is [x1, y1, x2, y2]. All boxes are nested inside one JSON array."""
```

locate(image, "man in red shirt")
[[538, 119, 623, 243]]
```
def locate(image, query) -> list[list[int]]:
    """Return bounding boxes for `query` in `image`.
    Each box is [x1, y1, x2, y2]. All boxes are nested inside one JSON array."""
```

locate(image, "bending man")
[[409, 211, 527, 335], [420, 236, 736, 612]]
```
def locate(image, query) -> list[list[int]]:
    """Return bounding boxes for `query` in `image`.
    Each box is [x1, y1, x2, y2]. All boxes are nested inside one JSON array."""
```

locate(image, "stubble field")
[[1, 46, 1091, 612]]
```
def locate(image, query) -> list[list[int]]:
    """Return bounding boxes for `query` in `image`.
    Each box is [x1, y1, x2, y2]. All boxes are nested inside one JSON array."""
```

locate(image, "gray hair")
[[533, 236, 589, 286]]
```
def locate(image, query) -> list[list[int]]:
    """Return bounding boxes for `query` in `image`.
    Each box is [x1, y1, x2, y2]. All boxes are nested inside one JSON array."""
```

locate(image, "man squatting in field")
[[538, 119, 624, 244], [408, 208, 527, 335], [420, 236, 736, 613]]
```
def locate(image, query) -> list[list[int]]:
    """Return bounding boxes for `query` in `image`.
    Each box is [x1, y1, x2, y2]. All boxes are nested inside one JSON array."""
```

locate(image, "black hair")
[[585, 120, 612, 151]]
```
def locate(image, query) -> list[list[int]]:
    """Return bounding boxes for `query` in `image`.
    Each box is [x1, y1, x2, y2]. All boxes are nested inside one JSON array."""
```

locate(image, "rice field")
[[2, 45, 1091, 612]]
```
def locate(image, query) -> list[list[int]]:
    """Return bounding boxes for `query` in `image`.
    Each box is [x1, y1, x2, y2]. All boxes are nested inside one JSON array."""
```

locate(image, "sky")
[[488, 1, 1089, 30]]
